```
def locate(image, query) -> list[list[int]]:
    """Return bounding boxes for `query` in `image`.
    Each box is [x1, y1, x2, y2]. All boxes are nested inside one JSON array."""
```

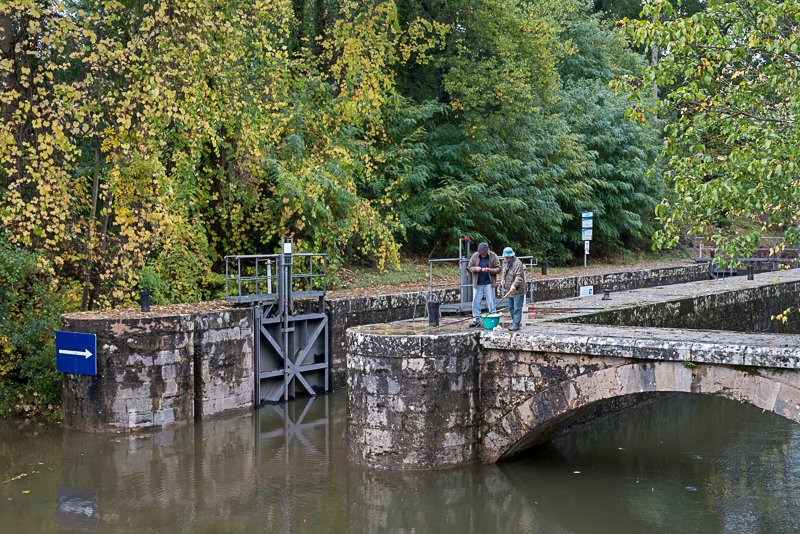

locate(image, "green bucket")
[[481, 313, 501, 330]]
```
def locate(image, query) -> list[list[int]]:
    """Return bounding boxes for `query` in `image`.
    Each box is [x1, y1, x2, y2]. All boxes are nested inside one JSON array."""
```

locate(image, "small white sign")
[[579, 285, 594, 297], [582, 229, 593, 241], [584, 240, 590, 254], [283, 241, 293, 254], [581, 218, 593, 228], [581, 211, 593, 219]]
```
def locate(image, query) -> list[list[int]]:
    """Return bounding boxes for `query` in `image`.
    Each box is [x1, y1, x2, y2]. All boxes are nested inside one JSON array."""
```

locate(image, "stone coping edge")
[[481, 328, 800, 369]]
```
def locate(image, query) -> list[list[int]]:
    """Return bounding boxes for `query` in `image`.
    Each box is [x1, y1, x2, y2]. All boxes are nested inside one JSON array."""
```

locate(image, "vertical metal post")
[[255, 257, 259, 296], [254, 306, 261, 406], [281, 237, 294, 401], [459, 237, 472, 311], [237, 257, 242, 296], [267, 259, 273, 294], [428, 261, 434, 299]]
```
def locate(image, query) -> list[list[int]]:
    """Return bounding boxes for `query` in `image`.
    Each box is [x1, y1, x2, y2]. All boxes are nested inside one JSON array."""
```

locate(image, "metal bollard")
[[427, 300, 440, 327], [140, 290, 151, 312], [747, 266, 754, 280], [602, 290, 611, 301], [541, 262, 548, 276]]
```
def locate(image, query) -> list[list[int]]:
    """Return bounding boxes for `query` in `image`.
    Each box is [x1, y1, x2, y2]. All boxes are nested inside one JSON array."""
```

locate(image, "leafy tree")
[[624, 0, 800, 261], [558, 13, 662, 254], [0, 235, 75, 416]]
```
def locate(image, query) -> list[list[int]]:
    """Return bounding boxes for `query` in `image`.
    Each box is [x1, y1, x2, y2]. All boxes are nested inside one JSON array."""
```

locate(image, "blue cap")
[[502, 247, 515, 257]]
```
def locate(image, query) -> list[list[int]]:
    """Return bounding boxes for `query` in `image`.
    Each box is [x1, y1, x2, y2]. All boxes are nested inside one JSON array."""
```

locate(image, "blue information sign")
[[56, 331, 97, 376]]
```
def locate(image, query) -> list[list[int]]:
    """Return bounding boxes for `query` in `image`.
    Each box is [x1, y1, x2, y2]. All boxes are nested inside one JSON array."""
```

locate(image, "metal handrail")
[[428, 254, 538, 298], [693, 236, 800, 259], [225, 252, 327, 302]]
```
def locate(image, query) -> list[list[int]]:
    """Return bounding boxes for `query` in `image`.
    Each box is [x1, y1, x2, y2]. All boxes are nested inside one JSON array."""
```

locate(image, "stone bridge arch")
[[481, 360, 800, 463]]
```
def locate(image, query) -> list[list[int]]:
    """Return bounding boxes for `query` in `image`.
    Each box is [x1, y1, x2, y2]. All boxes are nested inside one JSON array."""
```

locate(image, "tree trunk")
[[0, 12, 19, 187], [651, 43, 659, 98], [81, 149, 102, 310], [292, 0, 306, 51]]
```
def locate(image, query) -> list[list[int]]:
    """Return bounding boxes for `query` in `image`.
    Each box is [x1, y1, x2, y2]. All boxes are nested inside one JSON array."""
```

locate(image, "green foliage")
[[0, 235, 74, 417], [389, 2, 661, 260], [0, 0, 671, 415], [623, 0, 800, 264], [558, 14, 663, 254]]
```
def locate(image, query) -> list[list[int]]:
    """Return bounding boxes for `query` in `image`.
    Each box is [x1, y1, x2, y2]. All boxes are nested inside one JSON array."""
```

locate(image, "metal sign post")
[[581, 211, 593, 268]]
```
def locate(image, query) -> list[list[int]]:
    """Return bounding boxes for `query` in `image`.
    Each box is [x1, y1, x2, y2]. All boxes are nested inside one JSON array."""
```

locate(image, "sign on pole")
[[56, 331, 97, 376], [581, 211, 593, 267]]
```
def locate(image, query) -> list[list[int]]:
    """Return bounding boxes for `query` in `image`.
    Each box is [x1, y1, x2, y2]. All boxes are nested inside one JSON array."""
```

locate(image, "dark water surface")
[[1, 392, 799, 533]]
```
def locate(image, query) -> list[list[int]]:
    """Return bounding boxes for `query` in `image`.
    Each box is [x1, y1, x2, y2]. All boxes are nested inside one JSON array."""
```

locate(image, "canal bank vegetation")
[[1, 0, 798, 417]]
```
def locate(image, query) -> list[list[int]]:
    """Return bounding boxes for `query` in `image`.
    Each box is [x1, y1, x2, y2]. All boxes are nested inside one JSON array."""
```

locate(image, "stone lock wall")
[[568, 278, 800, 334], [533, 264, 708, 302], [346, 324, 480, 469], [58, 263, 712, 433], [330, 264, 709, 389], [327, 293, 445, 390], [62, 307, 253, 432]]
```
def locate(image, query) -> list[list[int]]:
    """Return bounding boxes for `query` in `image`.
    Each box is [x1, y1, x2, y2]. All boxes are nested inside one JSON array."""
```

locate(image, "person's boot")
[[509, 324, 520, 331], [469, 318, 480, 327]]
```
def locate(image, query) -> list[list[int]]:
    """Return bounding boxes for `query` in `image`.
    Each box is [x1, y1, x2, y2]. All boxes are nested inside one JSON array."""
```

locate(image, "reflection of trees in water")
[[499, 393, 800, 534], [2, 392, 800, 533]]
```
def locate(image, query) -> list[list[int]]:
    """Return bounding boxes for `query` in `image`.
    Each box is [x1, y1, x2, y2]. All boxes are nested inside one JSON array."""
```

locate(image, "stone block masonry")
[[62, 305, 252, 432], [58, 263, 711, 432], [327, 263, 708, 388], [346, 268, 800, 468], [346, 323, 480, 470]]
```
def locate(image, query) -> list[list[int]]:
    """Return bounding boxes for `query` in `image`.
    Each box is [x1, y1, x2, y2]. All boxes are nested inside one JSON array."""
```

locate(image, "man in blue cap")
[[500, 247, 526, 331], [467, 242, 501, 327]]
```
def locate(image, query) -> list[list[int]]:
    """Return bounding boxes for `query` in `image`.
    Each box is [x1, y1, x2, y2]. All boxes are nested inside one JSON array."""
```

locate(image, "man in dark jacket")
[[500, 247, 526, 331], [467, 242, 501, 327]]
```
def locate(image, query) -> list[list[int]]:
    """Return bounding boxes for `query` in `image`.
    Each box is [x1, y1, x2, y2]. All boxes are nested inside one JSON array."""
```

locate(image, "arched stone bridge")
[[347, 268, 800, 469], [480, 329, 800, 463]]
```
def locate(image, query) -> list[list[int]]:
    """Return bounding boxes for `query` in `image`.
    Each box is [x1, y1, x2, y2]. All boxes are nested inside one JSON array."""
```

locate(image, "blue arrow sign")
[[56, 331, 97, 376]]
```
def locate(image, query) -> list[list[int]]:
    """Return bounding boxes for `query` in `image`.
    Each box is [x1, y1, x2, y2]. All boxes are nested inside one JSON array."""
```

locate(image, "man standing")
[[500, 247, 526, 331], [467, 242, 501, 327]]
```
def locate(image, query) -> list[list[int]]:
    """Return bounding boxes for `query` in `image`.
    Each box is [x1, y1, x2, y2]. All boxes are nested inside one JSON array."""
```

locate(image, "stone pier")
[[346, 322, 480, 469], [62, 304, 253, 432]]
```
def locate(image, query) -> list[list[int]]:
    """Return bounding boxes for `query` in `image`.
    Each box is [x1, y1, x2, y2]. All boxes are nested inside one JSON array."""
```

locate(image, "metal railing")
[[693, 236, 800, 259], [225, 252, 327, 304], [428, 254, 538, 311]]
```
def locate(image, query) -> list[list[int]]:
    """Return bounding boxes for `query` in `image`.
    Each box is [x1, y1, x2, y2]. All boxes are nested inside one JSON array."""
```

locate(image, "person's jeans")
[[472, 284, 497, 318], [508, 295, 524, 326]]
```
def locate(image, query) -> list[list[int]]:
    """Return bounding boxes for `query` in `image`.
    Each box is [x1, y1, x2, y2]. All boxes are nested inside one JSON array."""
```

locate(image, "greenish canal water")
[[1, 392, 798, 533]]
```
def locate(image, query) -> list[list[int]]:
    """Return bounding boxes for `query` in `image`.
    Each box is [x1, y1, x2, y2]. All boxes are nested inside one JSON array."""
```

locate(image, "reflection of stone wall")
[[347, 467, 487, 533], [347, 325, 480, 469], [59, 411, 257, 531], [62, 308, 252, 431]]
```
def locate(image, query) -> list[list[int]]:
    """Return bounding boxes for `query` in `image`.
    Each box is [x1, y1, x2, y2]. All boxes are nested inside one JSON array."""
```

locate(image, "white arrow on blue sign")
[[56, 331, 97, 376]]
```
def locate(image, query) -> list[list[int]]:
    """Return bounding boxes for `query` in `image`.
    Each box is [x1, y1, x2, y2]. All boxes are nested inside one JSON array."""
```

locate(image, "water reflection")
[[55, 486, 98, 532], [0, 393, 799, 533]]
